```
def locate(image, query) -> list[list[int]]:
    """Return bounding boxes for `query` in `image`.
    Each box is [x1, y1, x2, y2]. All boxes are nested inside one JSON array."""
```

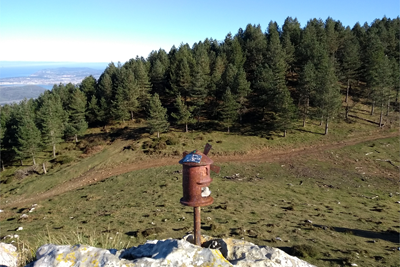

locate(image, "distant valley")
[[0, 67, 103, 104], [0, 67, 103, 86], [0, 85, 48, 105]]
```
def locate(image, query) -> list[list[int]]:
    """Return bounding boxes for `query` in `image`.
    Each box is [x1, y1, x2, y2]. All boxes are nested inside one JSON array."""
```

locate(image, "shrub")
[[153, 140, 167, 150], [14, 165, 40, 180], [142, 139, 167, 153], [142, 140, 152, 149], [5, 176, 14, 184], [166, 137, 180, 145], [54, 155, 75, 165], [291, 244, 319, 258]]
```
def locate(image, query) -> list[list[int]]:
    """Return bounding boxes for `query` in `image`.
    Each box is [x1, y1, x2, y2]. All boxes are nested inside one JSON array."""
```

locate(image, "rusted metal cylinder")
[[194, 207, 201, 246], [179, 145, 220, 246], [180, 151, 214, 207]]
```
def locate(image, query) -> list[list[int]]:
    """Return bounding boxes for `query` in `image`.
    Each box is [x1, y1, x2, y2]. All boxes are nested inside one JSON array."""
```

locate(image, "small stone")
[[20, 214, 28, 219], [16, 227, 23, 231], [351, 263, 358, 266], [275, 237, 282, 241]]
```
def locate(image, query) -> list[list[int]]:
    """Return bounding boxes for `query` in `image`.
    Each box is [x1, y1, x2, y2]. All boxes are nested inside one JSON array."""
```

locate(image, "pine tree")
[[208, 55, 226, 116], [171, 94, 195, 132], [80, 75, 97, 102], [281, 17, 301, 75], [190, 65, 208, 122], [231, 67, 250, 122], [266, 21, 297, 136], [314, 54, 342, 135], [133, 60, 152, 110], [241, 24, 268, 84], [37, 93, 67, 158], [337, 28, 361, 103], [147, 93, 169, 138], [298, 61, 317, 126], [251, 63, 274, 118], [375, 55, 393, 127], [170, 57, 192, 102], [86, 95, 100, 126], [224, 33, 245, 69], [12, 100, 41, 165], [169, 44, 196, 102], [364, 30, 386, 115], [65, 89, 87, 142], [391, 59, 400, 104], [220, 88, 239, 133], [150, 59, 166, 95], [0, 104, 15, 166], [110, 67, 139, 122], [148, 49, 169, 97], [96, 72, 113, 126], [111, 85, 130, 122]]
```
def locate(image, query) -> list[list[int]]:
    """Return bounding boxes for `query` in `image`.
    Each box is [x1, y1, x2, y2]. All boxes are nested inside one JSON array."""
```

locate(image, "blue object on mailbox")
[[179, 153, 202, 164]]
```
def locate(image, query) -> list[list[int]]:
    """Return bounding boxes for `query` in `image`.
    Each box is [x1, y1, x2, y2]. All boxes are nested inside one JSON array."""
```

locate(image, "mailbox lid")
[[179, 151, 213, 166]]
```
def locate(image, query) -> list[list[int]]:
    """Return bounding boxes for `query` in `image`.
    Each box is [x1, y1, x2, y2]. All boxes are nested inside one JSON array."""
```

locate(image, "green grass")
[[0, 110, 399, 266], [1, 136, 399, 267]]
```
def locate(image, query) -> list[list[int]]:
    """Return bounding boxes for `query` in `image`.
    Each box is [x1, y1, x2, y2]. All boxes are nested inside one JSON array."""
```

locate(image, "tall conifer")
[[147, 93, 169, 138]]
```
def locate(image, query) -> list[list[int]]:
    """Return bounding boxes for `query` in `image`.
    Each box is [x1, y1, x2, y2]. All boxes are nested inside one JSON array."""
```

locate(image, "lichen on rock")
[[22, 236, 316, 267]]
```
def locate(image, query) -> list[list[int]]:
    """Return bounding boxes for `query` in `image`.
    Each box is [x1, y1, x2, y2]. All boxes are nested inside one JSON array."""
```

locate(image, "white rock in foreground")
[[0, 242, 18, 267], [25, 237, 316, 267], [218, 238, 315, 267], [25, 244, 133, 267]]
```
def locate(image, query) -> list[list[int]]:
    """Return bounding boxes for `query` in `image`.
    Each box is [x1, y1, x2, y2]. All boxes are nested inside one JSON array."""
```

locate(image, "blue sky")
[[0, 0, 398, 63]]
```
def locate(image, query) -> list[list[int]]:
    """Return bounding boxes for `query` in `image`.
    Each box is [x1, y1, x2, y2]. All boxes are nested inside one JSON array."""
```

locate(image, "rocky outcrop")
[[0, 242, 18, 267], [23, 236, 315, 267]]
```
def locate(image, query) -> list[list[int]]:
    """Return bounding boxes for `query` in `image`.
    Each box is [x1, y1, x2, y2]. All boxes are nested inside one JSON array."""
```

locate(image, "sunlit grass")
[[1, 136, 399, 266]]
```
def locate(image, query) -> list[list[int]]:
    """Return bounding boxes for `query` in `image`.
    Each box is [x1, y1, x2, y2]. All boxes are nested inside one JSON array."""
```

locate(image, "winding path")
[[3, 131, 398, 208]]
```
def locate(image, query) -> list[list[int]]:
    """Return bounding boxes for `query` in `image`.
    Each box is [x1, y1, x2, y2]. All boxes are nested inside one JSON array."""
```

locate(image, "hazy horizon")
[[0, 61, 109, 79]]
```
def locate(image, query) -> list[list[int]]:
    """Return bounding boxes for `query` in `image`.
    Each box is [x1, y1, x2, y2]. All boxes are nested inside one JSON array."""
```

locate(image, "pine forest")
[[1, 17, 399, 166]]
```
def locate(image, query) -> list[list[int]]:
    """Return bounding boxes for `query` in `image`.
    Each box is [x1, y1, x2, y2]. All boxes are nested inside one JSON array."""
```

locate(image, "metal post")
[[194, 206, 201, 246]]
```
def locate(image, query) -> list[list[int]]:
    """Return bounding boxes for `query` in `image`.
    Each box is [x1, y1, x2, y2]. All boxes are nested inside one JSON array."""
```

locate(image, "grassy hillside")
[[0, 105, 399, 266]]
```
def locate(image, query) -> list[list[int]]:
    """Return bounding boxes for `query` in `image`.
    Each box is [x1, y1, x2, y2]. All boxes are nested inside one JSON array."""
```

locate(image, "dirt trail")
[[3, 131, 398, 208]]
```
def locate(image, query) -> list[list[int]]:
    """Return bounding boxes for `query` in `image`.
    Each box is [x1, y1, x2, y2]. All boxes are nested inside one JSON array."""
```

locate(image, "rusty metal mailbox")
[[180, 150, 214, 207], [179, 143, 220, 246]]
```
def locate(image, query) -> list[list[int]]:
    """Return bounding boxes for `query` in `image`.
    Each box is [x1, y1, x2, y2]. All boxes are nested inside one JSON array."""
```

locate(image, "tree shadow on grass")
[[348, 114, 379, 126], [294, 128, 324, 135], [314, 224, 399, 243]]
